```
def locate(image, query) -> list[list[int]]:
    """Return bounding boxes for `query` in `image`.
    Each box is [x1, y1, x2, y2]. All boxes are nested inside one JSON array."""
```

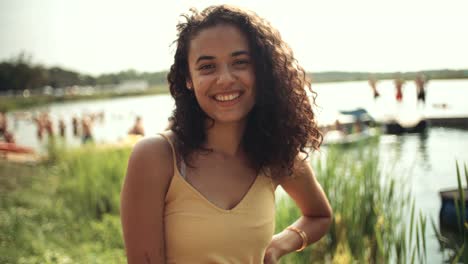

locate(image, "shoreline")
[[0, 86, 168, 112]]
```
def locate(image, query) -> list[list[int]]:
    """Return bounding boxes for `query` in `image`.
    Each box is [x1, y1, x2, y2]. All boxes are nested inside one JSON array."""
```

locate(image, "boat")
[[439, 188, 468, 231], [0, 142, 34, 154], [0, 142, 40, 163], [323, 108, 379, 146], [339, 108, 375, 126]]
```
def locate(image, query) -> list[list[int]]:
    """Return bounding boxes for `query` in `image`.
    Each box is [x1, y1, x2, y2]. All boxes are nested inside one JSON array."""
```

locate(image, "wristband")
[[286, 226, 308, 252]]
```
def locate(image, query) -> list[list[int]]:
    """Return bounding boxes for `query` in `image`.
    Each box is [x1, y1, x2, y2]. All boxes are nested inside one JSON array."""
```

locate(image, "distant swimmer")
[[81, 116, 93, 144], [43, 113, 54, 138], [33, 114, 45, 141], [58, 118, 66, 138], [72, 116, 79, 137], [128, 116, 145, 136], [433, 103, 448, 109]]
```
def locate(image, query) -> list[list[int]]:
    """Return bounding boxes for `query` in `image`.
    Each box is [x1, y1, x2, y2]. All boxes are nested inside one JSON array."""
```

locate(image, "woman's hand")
[[263, 246, 281, 264]]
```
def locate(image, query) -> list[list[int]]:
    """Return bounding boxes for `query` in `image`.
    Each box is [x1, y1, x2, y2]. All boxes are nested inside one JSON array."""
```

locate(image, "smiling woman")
[[187, 24, 256, 124], [120, 4, 332, 264]]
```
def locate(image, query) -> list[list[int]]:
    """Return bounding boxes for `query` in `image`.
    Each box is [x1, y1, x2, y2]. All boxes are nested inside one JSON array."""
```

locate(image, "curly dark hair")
[[167, 5, 322, 179]]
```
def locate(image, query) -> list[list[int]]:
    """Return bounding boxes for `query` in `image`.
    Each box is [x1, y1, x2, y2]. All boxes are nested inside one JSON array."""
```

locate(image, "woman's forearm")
[[268, 215, 332, 258]]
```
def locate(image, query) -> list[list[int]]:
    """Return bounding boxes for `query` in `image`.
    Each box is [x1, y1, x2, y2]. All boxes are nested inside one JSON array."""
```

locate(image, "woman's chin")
[[211, 112, 249, 125]]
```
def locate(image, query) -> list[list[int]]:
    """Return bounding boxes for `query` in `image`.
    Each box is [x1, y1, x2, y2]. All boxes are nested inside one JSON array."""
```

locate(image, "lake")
[[7, 79, 468, 262]]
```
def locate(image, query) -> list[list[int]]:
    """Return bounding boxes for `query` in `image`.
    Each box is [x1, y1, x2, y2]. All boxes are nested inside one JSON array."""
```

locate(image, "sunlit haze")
[[1, 0, 467, 75]]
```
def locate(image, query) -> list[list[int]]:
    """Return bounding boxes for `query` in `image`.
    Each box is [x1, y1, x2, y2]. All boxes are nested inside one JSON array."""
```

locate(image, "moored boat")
[[0, 142, 34, 154], [439, 188, 468, 231]]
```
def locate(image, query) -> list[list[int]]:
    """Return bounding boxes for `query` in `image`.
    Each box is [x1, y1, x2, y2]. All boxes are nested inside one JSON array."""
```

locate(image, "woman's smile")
[[211, 90, 244, 109], [213, 91, 242, 102]]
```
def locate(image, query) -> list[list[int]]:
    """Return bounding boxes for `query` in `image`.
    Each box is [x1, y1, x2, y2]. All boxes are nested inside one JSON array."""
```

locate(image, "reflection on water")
[[417, 130, 431, 171], [379, 128, 468, 263]]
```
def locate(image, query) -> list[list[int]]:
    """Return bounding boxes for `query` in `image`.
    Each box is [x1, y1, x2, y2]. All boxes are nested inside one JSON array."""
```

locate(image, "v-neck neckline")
[[174, 168, 260, 213]]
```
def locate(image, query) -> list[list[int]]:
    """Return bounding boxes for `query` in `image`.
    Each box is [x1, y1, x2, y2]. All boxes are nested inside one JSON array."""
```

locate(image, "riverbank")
[[0, 85, 168, 112]]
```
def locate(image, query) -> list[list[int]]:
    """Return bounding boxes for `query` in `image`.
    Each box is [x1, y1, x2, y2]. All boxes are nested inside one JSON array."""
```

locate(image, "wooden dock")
[[376, 114, 468, 133], [319, 108, 468, 135], [426, 116, 468, 129]]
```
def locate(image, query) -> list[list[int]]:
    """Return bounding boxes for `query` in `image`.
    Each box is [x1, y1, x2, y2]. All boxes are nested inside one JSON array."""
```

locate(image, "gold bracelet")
[[286, 226, 308, 252]]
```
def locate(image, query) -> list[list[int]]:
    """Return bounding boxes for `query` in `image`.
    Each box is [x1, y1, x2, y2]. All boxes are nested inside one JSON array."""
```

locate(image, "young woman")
[[121, 5, 332, 264]]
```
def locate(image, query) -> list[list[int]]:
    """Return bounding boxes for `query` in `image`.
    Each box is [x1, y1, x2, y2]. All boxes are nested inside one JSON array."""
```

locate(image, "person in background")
[[0, 111, 7, 139], [128, 116, 145, 136], [415, 73, 427, 105], [58, 118, 66, 138], [81, 116, 93, 144], [121, 5, 332, 264], [0, 111, 15, 143], [368, 75, 380, 99], [72, 115, 79, 137], [33, 113, 44, 141], [3, 131, 15, 143], [44, 113, 54, 138], [394, 75, 405, 102]]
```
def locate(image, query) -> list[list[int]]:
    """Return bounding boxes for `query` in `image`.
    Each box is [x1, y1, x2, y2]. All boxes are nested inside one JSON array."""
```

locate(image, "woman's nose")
[[216, 64, 236, 87]]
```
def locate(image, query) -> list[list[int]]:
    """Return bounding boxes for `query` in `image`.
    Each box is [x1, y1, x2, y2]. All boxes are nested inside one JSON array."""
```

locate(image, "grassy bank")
[[0, 85, 168, 112], [0, 144, 130, 263], [0, 140, 426, 263]]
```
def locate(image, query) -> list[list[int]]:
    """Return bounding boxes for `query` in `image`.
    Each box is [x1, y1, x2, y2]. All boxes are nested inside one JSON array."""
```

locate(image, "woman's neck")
[[204, 120, 246, 158]]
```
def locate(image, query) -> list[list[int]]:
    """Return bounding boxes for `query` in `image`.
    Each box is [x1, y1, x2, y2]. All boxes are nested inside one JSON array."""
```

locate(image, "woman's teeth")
[[214, 92, 240, 102]]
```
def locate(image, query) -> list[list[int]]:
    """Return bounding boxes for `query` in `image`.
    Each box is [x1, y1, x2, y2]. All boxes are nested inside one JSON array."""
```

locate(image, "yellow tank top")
[[160, 134, 276, 264]]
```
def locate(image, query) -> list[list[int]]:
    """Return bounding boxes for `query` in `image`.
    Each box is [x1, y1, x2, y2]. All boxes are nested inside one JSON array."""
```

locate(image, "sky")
[[1, 0, 468, 75]]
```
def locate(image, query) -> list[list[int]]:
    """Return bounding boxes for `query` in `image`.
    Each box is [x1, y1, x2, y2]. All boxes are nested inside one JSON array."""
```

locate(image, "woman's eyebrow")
[[196, 55, 215, 64], [195, 51, 249, 64], [231, 50, 249, 57]]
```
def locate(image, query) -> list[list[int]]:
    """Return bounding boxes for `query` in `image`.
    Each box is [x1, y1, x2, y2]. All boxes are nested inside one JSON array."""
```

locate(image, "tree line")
[[0, 53, 167, 94]]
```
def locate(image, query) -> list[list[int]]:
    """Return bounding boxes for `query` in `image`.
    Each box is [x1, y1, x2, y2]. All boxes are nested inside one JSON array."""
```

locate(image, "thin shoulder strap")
[[158, 133, 187, 179], [158, 133, 178, 170]]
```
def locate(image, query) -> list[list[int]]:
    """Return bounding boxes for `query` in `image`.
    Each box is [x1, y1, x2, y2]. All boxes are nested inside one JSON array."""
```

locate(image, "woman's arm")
[[120, 137, 173, 263], [266, 153, 333, 261]]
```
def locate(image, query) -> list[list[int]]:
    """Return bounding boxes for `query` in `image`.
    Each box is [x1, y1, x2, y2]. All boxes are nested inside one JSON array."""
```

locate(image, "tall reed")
[[275, 141, 427, 263]]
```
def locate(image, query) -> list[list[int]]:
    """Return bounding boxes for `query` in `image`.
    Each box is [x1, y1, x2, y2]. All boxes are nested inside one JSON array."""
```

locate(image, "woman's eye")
[[234, 60, 250, 65], [199, 64, 215, 71]]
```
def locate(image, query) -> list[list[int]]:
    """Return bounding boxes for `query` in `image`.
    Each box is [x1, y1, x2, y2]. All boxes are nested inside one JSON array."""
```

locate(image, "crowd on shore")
[[0, 110, 145, 149]]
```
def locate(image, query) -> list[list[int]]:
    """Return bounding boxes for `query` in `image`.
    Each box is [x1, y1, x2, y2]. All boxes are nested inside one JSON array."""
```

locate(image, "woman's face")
[[187, 24, 256, 124]]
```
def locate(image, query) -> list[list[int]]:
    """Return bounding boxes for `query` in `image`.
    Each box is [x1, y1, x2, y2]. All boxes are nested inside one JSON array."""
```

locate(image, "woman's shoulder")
[[125, 131, 176, 188], [131, 132, 175, 161]]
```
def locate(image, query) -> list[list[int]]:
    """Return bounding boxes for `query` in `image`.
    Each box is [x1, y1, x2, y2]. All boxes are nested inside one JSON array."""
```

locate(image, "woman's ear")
[[186, 79, 193, 90]]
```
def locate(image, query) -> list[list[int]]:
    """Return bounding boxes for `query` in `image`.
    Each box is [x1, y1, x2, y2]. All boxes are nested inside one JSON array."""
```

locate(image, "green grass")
[[0, 140, 428, 263], [0, 145, 130, 263]]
